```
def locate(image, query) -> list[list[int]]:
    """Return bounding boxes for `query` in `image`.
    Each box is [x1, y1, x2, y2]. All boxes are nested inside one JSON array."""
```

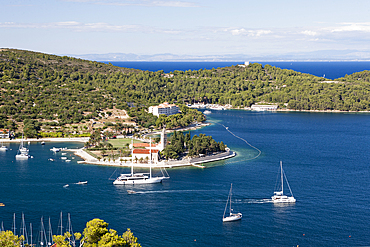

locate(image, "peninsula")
[[2, 48, 370, 163]]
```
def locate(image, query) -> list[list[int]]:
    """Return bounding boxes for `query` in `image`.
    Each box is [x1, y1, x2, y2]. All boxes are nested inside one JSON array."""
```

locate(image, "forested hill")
[[1, 48, 370, 130]]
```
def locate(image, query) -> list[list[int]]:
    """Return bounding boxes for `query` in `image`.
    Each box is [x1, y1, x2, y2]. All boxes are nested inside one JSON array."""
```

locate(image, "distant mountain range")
[[68, 50, 370, 62]]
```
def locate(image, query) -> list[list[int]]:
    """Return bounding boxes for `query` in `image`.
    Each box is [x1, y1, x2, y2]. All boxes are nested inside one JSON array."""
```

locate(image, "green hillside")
[[1, 48, 370, 135]]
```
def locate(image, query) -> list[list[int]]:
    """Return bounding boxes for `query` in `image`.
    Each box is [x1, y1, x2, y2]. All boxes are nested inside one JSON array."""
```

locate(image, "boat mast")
[[280, 161, 283, 193], [30, 223, 33, 247], [58, 212, 63, 236], [229, 183, 233, 215], [131, 139, 133, 175], [21, 213, 29, 246], [48, 217, 53, 246], [150, 137, 152, 179], [12, 213, 16, 235], [40, 216, 47, 246], [67, 213, 76, 247]]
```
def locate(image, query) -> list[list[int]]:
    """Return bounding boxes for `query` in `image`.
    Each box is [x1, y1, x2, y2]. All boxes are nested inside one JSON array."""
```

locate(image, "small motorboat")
[[76, 181, 88, 185], [50, 147, 61, 152], [63, 184, 69, 188], [127, 190, 136, 194]]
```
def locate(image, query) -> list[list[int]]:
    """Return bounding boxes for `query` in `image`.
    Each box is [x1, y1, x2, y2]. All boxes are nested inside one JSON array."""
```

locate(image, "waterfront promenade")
[[68, 148, 236, 168], [1, 137, 89, 143]]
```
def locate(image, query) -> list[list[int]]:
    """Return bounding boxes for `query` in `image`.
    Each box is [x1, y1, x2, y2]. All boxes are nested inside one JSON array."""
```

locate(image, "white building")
[[149, 102, 179, 117], [250, 104, 278, 111], [130, 128, 168, 163]]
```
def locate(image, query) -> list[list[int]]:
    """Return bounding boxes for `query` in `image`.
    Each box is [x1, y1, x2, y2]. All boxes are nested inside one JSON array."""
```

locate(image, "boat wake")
[[207, 120, 262, 163], [131, 189, 211, 194], [234, 198, 273, 204]]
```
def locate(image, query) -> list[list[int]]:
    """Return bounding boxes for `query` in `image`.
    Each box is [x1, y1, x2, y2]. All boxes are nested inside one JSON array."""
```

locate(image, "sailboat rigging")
[[15, 134, 30, 159], [222, 183, 242, 222], [113, 138, 169, 185], [271, 161, 296, 203]]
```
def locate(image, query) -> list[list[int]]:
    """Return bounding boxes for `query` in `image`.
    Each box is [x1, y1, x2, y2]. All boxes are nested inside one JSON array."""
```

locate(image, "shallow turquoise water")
[[1, 110, 370, 246]]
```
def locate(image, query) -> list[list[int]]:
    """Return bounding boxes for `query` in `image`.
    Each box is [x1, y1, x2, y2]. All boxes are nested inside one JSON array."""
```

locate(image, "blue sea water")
[[258, 61, 370, 79], [1, 111, 370, 246], [108, 61, 370, 79]]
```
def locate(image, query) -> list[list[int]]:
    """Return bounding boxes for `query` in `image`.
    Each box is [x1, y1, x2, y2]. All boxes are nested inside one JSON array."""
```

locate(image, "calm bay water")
[[1, 111, 370, 246], [108, 61, 370, 79]]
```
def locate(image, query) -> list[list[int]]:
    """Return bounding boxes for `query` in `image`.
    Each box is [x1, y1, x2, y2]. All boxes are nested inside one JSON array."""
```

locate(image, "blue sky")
[[1, 0, 370, 59]]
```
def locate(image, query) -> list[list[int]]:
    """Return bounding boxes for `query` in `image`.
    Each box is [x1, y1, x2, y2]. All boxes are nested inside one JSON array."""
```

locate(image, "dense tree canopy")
[[162, 131, 226, 159], [2, 48, 370, 135], [0, 231, 24, 247]]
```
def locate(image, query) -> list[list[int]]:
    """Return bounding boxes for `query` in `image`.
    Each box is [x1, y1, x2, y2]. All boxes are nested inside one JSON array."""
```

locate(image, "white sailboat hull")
[[0, 146, 8, 151], [223, 213, 242, 222], [16, 154, 29, 159], [113, 177, 165, 185]]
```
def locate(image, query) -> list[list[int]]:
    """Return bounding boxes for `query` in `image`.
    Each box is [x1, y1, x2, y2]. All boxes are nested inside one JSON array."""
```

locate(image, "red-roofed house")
[[133, 143, 152, 148], [132, 149, 160, 163]]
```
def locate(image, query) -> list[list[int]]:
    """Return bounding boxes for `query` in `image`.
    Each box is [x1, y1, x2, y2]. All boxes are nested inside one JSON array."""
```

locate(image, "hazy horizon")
[[2, 0, 370, 60]]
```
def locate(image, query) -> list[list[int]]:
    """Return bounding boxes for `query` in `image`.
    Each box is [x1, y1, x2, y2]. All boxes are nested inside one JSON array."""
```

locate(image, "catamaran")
[[222, 183, 242, 222], [0, 139, 8, 151], [271, 161, 296, 203], [15, 135, 30, 159]]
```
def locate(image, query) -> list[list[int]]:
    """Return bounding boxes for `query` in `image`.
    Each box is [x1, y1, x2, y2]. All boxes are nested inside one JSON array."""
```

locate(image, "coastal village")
[[1, 101, 237, 168]]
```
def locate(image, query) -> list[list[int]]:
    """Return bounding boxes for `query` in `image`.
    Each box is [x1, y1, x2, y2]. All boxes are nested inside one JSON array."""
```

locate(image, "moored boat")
[[0, 140, 8, 151], [50, 147, 61, 152], [16, 135, 30, 159]]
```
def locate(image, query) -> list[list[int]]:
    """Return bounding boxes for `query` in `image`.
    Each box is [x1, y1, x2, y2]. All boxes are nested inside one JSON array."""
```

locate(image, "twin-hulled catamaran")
[[0, 139, 8, 151], [271, 161, 296, 203], [15, 134, 30, 159]]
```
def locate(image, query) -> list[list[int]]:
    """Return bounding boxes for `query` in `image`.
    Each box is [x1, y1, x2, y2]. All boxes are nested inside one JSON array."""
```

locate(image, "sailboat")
[[15, 134, 30, 159], [222, 183, 242, 222], [0, 139, 8, 151], [113, 138, 169, 185], [271, 161, 296, 203], [38, 216, 48, 247]]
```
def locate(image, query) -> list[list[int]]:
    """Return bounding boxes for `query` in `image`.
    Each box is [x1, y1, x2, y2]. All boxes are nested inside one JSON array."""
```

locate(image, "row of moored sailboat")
[[3, 212, 76, 247]]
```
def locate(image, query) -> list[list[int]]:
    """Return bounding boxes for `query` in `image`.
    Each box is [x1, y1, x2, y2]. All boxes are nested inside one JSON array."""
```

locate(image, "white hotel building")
[[148, 102, 179, 117]]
